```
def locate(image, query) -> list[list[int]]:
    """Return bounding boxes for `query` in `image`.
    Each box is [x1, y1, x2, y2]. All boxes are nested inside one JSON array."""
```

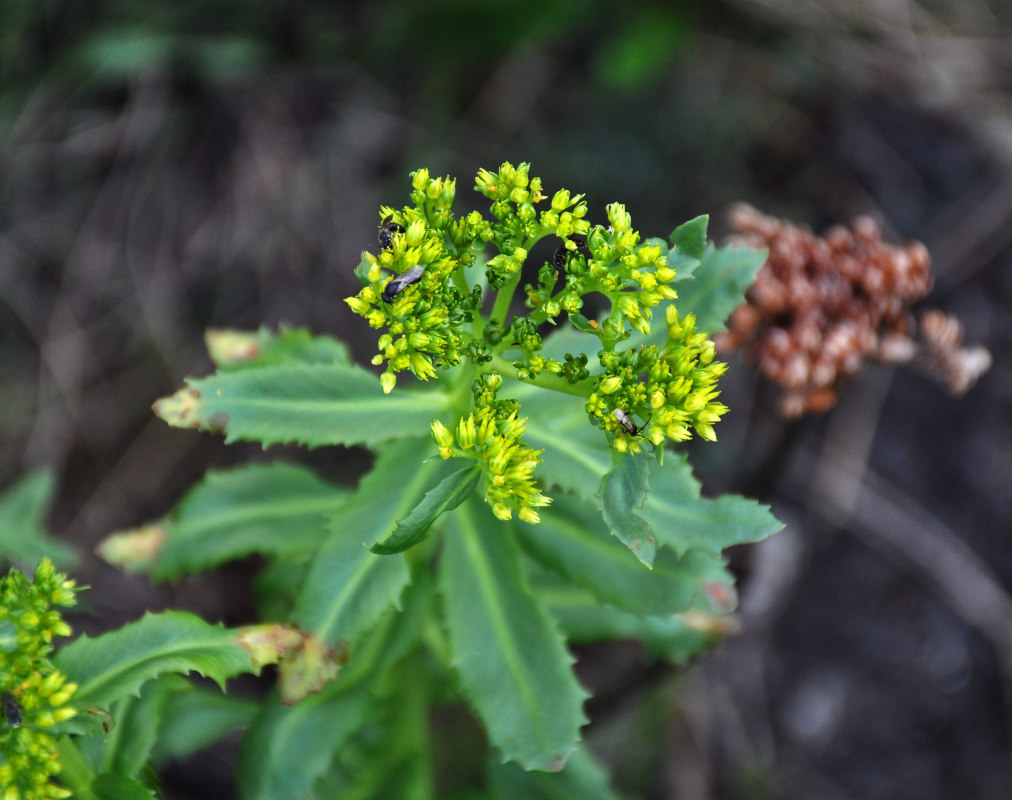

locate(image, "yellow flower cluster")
[[587, 307, 729, 454], [346, 204, 474, 394], [1, 559, 78, 800], [431, 408, 551, 524]]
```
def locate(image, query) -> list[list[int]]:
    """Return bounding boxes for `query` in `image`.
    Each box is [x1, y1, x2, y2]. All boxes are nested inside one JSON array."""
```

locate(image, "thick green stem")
[[488, 354, 593, 397], [488, 234, 542, 325], [394, 649, 435, 799], [489, 273, 522, 325]]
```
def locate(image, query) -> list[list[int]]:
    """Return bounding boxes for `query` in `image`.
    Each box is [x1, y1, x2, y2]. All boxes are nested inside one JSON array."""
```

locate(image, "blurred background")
[[1, 1, 1010, 798]]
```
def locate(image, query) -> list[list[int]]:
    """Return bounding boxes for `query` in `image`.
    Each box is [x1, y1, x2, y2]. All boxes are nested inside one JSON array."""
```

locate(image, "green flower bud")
[[509, 187, 528, 204], [551, 189, 571, 212], [434, 177, 454, 206]]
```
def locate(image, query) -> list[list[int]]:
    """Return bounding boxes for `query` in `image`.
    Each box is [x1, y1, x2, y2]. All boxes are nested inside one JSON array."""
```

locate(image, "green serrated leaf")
[[151, 686, 258, 764], [371, 464, 481, 554], [670, 214, 709, 260], [488, 747, 620, 800], [441, 497, 588, 771], [320, 650, 435, 800], [0, 469, 77, 569], [540, 579, 719, 662], [104, 462, 347, 581], [320, 752, 431, 800], [673, 242, 767, 333], [102, 674, 189, 779], [153, 363, 449, 448], [599, 448, 656, 566], [516, 493, 734, 618], [640, 453, 783, 556], [90, 773, 158, 800], [238, 580, 428, 800], [291, 438, 441, 645], [206, 326, 351, 371], [55, 611, 260, 709], [238, 682, 374, 800], [290, 530, 409, 648]]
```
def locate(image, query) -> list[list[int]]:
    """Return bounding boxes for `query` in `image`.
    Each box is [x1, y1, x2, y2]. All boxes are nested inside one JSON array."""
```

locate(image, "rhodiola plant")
[[4, 162, 782, 799]]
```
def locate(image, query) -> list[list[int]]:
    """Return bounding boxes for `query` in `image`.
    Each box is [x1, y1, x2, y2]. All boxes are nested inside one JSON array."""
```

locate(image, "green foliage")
[[516, 494, 734, 618], [154, 363, 450, 448], [441, 497, 588, 771], [0, 469, 77, 569], [370, 463, 482, 554], [599, 448, 656, 566], [670, 242, 769, 334], [18, 164, 781, 798], [149, 685, 257, 764], [98, 675, 189, 779], [55, 611, 269, 711], [98, 462, 349, 580], [488, 748, 620, 800]]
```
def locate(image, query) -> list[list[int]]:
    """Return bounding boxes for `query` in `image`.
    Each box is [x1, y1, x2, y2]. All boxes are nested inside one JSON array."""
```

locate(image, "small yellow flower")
[[1, 560, 78, 800]]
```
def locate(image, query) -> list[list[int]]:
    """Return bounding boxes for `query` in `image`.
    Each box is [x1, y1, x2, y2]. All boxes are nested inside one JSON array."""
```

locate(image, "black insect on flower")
[[613, 407, 638, 435], [382, 265, 425, 303], [3, 692, 21, 728], [552, 235, 587, 269], [378, 215, 405, 251]]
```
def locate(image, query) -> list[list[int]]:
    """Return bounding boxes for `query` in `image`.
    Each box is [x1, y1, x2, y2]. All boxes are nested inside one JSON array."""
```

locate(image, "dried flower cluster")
[[717, 204, 990, 416]]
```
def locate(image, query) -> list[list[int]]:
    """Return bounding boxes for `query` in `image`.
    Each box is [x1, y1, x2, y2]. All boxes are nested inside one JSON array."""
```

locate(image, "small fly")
[[3, 692, 21, 728], [381, 266, 425, 303], [378, 215, 405, 251], [612, 408, 639, 435], [612, 408, 657, 453]]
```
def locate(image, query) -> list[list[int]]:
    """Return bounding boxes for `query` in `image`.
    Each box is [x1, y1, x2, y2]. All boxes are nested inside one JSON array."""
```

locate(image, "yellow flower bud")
[[404, 220, 426, 247], [457, 415, 476, 449], [519, 508, 541, 524], [410, 353, 436, 379], [510, 188, 528, 204], [599, 376, 622, 395], [492, 502, 513, 521], [431, 420, 453, 448], [617, 296, 640, 318], [695, 423, 717, 442], [345, 296, 371, 315], [412, 168, 430, 191]]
